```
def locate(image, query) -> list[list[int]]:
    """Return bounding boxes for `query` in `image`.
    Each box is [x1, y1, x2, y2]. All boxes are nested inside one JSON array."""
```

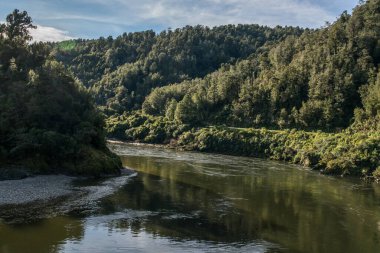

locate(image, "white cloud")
[[30, 25, 74, 42], [134, 0, 336, 28]]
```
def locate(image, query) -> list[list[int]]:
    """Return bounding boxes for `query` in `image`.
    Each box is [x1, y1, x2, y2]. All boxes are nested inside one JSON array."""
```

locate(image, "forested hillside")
[[54, 0, 379, 132], [54, 25, 304, 114], [141, 0, 380, 131], [0, 10, 121, 177]]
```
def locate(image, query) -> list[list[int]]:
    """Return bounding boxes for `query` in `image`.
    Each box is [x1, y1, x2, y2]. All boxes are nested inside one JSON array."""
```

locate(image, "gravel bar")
[[0, 175, 75, 205]]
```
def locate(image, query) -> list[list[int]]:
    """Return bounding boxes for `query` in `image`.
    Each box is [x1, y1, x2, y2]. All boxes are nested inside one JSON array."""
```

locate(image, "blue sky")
[[0, 0, 359, 41]]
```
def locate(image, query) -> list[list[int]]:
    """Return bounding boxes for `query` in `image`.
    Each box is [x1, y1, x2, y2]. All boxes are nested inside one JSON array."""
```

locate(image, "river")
[[1, 143, 380, 253]]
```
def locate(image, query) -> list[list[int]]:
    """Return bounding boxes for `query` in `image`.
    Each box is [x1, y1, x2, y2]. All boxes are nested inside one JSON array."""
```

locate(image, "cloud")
[[134, 0, 336, 28], [51, 0, 335, 28], [30, 25, 75, 42], [0, 0, 358, 38]]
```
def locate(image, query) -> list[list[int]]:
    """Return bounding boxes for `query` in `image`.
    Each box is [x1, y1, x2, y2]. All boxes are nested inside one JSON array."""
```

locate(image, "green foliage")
[[106, 110, 380, 178], [72, 146, 121, 176], [373, 167, 380, 181], [53, 25, 304, 114], [0, 9, 36, 42], [56, 40, 77, 51], [0, 10, 122, 176], [351, 69, 380, 131], [106, 112, 190, 144], [141, 0, 380, 131], [176, 127, 380, 178]]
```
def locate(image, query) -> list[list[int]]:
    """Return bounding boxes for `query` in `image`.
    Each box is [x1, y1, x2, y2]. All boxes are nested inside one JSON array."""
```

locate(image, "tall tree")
[[0, 9, 36, 42]]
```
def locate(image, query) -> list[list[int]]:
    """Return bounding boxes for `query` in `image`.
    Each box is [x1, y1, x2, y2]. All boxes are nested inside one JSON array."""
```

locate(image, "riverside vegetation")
[[0, 10, 122, 178], [106, 113, 380, 179]]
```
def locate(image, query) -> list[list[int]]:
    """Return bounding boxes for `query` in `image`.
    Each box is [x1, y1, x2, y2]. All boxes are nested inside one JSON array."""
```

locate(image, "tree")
[[165, 99, 178, 120], [0, 9, 36, 42], [175, 95, 198, 124], [0, 10, 37, 78], [361, 70, 380, 117]]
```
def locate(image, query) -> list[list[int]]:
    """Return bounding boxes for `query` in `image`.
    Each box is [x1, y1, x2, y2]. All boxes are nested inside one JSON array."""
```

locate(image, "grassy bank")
[[106, 113, 380, 180]]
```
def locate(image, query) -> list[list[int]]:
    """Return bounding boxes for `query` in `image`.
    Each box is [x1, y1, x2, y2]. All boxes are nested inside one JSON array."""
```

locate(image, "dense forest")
[[0, 10, 121, 178], [139, 1, 380, 131], [53, 25, 304, 114]]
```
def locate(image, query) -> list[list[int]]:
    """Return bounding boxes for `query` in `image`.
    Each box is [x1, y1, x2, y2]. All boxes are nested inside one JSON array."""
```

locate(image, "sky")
[[0, 0, 359, 42]]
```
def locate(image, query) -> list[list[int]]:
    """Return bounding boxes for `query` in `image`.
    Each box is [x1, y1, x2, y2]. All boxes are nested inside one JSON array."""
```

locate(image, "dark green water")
[[1, 143, 380, 253]]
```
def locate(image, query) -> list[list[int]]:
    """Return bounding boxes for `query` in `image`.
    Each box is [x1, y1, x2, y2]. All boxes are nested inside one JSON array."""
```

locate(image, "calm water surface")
[[1, 143, 380, 253]]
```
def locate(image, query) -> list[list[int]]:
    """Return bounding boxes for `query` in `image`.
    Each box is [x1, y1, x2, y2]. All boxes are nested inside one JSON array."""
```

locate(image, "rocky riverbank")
[[0, 168, 136, 224]]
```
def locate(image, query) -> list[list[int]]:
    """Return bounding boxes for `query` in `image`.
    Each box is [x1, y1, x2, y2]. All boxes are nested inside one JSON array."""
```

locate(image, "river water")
[[1, 143, 380, 253]]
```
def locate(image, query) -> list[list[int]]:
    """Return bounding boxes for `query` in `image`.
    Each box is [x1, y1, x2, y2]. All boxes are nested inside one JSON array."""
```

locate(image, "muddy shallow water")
[[1, 143, 380, 253]]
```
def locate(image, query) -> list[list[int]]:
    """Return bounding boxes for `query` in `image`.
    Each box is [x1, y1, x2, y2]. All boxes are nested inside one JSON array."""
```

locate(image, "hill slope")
[[54, 25, 304, 114], [141, 0, 380, 131]]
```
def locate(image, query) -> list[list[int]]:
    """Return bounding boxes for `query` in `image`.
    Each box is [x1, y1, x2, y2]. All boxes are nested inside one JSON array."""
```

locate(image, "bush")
[[106, 112, 190, 144]]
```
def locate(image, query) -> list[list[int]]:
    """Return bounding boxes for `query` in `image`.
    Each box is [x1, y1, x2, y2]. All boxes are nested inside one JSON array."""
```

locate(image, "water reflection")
[[113, 144, 380, 253], [1, 143, 379, 253]]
